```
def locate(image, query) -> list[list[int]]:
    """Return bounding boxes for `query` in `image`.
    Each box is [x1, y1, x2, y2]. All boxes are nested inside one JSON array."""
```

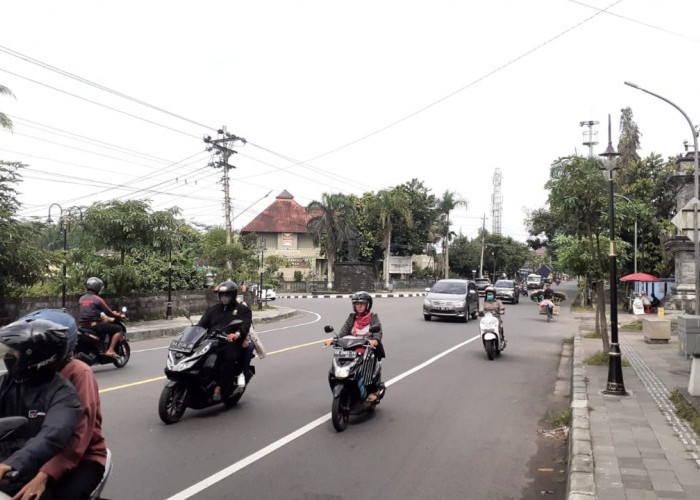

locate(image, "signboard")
[[281, 233, 293, 247], [671, 197, 700, 243], [389, 256, 412, 275]]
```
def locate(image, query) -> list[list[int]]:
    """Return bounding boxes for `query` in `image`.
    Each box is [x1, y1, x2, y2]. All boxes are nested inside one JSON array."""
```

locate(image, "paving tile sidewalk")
[[570, 311, 700, 499]]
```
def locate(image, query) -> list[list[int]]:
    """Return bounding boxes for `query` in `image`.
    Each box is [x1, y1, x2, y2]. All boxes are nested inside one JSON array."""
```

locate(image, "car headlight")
[[454, 300, 466, 308], [424, 299, 431, 307]]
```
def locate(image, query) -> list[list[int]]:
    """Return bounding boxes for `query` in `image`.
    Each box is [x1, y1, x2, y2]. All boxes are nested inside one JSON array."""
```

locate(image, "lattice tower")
[[491, 168, 502, 235]]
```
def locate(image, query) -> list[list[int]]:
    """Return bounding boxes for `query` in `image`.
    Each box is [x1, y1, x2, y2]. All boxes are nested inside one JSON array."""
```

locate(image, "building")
[[241, 190, 325, 281]]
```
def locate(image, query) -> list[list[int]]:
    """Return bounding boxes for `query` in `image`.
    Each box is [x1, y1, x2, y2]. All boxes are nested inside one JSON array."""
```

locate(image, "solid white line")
[[131, 310, 322, 354], [165, 333, 481, 500]]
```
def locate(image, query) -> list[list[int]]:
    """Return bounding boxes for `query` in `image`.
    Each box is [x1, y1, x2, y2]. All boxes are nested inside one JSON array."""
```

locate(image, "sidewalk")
[[569, 311, 700, 499], [126, 306, 297, 341]]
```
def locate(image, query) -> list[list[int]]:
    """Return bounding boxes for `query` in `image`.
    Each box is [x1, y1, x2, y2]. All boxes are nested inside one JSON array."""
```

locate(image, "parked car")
[[423, 279, 479, 322], [475, 277, 492, 296], [249, 284, 276, 301], [526, 273, 543, 289], [494, 279, 519, 304]]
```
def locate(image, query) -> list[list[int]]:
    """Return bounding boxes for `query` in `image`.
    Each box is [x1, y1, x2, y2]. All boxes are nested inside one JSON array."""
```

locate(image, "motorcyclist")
[[542, 283, 554, 300], [78, 277, 125, 358], [0, 320, 81, 498], [197, 281, 252, 402], [480, 286, 506, 343], [326, 291, 385, 402], [13, 310, 108, 500]]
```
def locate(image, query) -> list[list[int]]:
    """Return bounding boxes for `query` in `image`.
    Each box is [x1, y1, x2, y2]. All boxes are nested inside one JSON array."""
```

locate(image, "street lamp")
[[600, 114, 627, 396], [47, 204, 83, 310], [624, 81, 699, 314], [613, 193, 637, 274], [258, 237, 266, 311]]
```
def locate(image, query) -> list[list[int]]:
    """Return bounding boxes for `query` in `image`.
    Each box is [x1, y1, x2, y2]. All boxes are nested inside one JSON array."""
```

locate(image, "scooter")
[[158, 318, 254, 424], [0, 417, 112, 499], [325, 325, 386, 432], [479, 311, 506, 360], [75, 306, 131, 368], [519, 283, 529, 296]]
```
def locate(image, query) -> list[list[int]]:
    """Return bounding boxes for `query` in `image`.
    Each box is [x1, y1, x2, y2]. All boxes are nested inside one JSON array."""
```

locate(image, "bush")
[[294, 270, 303, 282]]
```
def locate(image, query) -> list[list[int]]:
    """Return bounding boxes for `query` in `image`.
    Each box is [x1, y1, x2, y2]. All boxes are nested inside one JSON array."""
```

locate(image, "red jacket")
[[40, 359, 107, 480]]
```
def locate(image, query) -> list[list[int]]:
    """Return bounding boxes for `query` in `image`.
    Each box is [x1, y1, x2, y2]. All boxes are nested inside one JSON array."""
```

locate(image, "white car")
[[251, 286, 276, 301]]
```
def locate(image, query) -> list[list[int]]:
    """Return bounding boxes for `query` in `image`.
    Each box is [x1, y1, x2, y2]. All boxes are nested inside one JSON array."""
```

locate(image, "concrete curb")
[[567, 330, 596, 499], [126, 308, 299, 342]]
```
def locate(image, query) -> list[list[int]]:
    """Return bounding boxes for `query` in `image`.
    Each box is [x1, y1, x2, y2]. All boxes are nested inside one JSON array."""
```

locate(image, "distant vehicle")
[[423, 279, 479, 322], [526, 274, 543, 289], [249, 285, 276, 301], [494, 279, 519, 304], [475, 277, 492, 296]]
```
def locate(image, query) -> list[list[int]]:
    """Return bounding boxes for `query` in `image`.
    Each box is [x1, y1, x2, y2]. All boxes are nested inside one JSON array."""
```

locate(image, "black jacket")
[[197, 302, 252, 344], [0, 373, 81, 479]]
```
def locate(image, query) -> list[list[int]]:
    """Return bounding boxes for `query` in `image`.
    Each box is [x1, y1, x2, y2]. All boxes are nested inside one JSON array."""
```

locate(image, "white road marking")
[[130, 310, 322, 354], [166, 333, 481, 500]]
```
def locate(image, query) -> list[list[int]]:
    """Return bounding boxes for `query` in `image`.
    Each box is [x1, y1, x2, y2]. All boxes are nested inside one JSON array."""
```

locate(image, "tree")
[[371, 188, 413, 288], [617, 107, 641, 171], [436, 190, 467, 279], [0, 84, 14, 130], [306, 193, 357, 288]]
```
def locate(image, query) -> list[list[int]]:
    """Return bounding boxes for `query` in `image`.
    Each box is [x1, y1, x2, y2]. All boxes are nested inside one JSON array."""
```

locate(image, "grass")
[[669, 390, 700, 435], [547, 409, 572, 428], [571, 305, 595, 313], [584, 351, 630, 367], [563, 336, 574, 344], [620, 321, 643, 331], [584, 332, 602, 339]]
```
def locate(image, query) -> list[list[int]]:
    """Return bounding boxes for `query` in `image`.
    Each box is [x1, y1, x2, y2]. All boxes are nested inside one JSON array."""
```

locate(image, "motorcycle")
[[0, 417, 112, 499], [158, 317, 254, 424], [519, 282, 528, 296], [325, 325, 386, 432], [479, 311, 506, 360], [75, 306, 131, 368], [539, 299, 557, 322]]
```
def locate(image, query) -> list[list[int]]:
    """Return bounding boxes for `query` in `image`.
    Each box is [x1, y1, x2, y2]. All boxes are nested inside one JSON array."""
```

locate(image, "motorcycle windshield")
[[170, 325, 208, 352], [337, 336, 368, 350]]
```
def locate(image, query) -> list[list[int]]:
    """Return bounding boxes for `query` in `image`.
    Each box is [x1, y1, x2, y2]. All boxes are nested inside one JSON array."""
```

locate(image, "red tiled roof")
[[241, 191, 312, 234]]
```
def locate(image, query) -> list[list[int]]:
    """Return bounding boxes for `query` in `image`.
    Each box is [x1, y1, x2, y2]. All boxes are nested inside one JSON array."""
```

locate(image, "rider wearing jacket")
[[197, 281, 252, 401], [78, 277, 125, 358], [0, 320, 81, 497], [542, 283, 554, 300], [481, 286, 506, 342]]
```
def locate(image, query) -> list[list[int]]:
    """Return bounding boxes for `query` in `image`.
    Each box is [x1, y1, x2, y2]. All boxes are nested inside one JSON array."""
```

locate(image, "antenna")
[[491, 168, 502, 235], [580, 120, 599, 157]]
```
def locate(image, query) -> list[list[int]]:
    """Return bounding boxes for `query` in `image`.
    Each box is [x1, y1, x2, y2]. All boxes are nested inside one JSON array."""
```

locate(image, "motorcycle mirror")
[[369, 325, 381, 334], [121, 306, 127, 313], [424, 287, 430, 292], [324, 325, 334, 333]]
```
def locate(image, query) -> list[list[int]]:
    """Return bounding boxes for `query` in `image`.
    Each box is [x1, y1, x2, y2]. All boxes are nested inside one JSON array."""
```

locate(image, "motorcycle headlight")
[[335, 365, 352, 378]]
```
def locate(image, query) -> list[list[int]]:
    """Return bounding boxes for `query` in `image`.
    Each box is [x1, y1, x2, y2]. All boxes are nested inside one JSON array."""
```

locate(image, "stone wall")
[[0, 290, 213, 326], [333, 262, 376, 293]]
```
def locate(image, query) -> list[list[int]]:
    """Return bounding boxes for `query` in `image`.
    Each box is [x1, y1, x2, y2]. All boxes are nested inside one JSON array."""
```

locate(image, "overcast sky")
[[2, 0, 699, 243]]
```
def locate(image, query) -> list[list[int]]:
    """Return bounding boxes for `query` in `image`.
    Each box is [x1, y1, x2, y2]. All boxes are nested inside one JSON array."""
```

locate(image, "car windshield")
[[431, 282, 467, 294], [527, 276, 540, 282], [495, 280, 513, 287]]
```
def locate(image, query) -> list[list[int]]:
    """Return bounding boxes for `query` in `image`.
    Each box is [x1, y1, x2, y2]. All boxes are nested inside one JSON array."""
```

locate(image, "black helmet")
[[351, 291, 373, 312], [18, 309, 78, 355], [0, 319, 69, 381], [215, 280, 238, 303], [484, 286, 496, 298], [86, 277, 104, 294]]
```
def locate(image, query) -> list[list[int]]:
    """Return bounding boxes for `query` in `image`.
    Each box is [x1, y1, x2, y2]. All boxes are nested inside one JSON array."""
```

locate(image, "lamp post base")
[[603, 344, 628, 396], [166, 302, 173, 320]]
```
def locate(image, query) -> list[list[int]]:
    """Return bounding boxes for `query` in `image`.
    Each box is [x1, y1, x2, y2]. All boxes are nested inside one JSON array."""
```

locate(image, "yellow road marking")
[[98, 339, 328, 394]]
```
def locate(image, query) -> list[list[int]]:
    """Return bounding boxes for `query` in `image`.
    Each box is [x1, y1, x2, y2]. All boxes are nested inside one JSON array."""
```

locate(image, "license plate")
[[334, 349, 357, 357], [169, 340, 194, 352]]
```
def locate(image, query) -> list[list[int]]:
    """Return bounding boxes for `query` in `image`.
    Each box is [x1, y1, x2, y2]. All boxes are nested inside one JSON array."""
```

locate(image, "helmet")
[[484, 286, 496, 299], [0, 319, 69, 381], [215, 280, 238, 304], [86, 277, 104, 294], [18, 309, 78, 354], [351, 291, 373, 312]]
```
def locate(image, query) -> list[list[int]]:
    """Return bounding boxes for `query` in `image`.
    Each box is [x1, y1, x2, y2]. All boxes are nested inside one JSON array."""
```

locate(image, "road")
[[96, 285, 577, 499]]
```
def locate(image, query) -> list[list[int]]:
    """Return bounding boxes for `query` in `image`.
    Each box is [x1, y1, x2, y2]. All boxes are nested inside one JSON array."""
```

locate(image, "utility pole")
[[479, 213, 486, 278], [204, 126, 246, 244]]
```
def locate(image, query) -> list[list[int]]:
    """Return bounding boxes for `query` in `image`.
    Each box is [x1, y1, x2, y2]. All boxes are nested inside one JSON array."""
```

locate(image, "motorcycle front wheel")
[[331, 391, 350, 432], [485, 339, 496, 361], [158, 383, 188, 424], [112, 341, 130, 368]]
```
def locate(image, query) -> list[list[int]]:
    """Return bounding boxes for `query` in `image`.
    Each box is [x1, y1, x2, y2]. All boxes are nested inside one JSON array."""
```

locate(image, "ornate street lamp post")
[[600, 114, 627, 396], [47, 204, 82, 310], [258, 237, 266, 311]]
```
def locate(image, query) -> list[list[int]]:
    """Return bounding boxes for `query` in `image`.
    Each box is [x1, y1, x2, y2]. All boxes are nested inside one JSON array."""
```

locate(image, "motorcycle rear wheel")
[[112, 341, 130, 368], [158, 384, 188, 424], [486, 340, 496, 361], [331, 392, 350, 432]]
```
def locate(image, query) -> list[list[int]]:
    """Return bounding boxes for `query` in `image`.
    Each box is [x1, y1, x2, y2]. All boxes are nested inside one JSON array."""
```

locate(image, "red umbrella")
[[619, 272, 660, 282]]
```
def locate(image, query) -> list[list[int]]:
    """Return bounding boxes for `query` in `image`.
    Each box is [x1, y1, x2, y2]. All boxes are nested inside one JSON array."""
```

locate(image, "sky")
[[1, 0, 700, 244]]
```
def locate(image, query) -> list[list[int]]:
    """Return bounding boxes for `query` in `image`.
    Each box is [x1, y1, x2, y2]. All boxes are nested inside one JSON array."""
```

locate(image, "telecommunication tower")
[[580, 120, 599, 157], [491, 168, 502, 235]]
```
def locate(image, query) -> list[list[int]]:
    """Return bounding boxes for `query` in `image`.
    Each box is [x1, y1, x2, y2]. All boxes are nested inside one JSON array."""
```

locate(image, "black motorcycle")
[[75, 307, 130, 369], [325, 325, 385, 432], [158, 318, 254, 424]]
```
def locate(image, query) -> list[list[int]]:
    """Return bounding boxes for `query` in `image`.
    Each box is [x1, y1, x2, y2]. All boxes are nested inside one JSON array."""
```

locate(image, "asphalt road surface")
[[95, 284, 577, 500]]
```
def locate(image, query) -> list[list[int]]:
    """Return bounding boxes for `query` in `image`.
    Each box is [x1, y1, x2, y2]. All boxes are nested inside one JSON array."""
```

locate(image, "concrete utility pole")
[[204, 126, 246, 244], [491, 168, 502, 235], [479, 213, 486, 278]]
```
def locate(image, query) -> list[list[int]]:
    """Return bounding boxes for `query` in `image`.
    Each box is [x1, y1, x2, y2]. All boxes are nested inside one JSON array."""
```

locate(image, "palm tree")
[[306, 193, 356, 289], [373, 188, 413, 289], [437, 191, 467, 279], [1, 84, 14, 130]]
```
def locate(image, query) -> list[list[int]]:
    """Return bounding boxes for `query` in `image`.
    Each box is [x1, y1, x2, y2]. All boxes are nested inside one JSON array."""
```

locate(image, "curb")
[[567, 330, 596, 499], [126, 309, 299, 342], [273, 292, 428, 300]]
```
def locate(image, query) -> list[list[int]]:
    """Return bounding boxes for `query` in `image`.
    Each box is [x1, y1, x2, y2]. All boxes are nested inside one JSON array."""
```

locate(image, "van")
[[423, 279, 479, 322], [526, 274, 543, 289]]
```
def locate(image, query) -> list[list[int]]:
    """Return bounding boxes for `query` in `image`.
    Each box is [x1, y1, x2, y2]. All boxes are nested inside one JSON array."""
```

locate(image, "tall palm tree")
[[373, 188, 413, 289], [0, 84, 14, 130], [437, 190, 467, 279], [306, 193, 356, 289]]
